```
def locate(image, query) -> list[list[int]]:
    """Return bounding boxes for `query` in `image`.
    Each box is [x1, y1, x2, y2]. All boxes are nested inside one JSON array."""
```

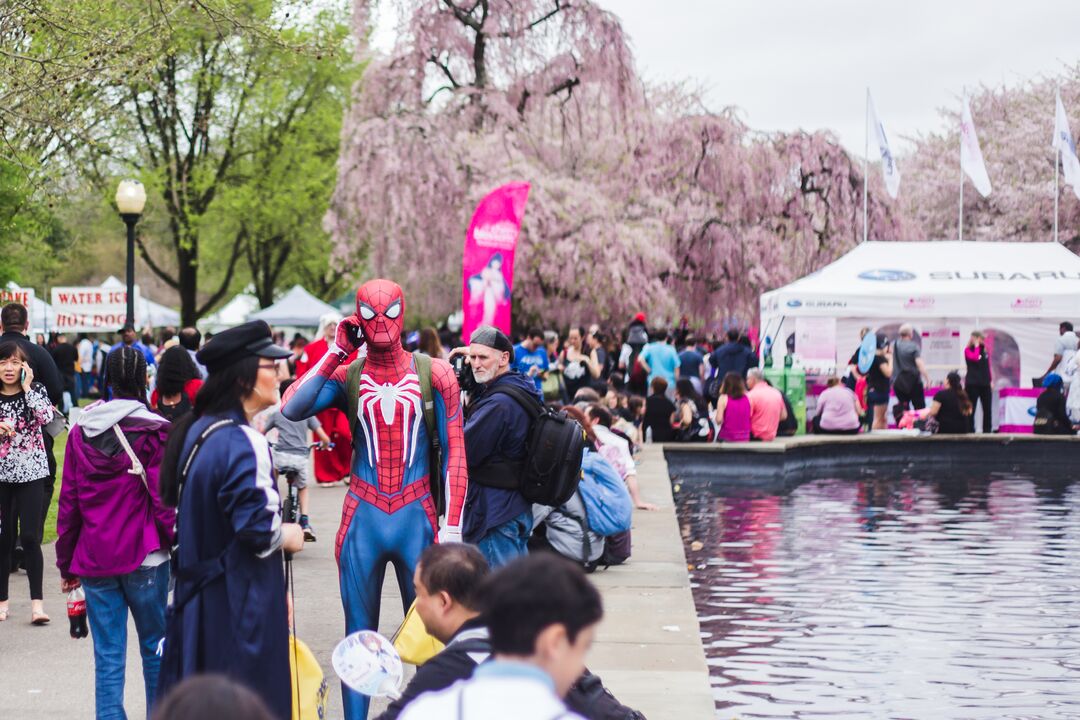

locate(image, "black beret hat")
[[196, 320, 291, 373], [469, 325, 515, 364]]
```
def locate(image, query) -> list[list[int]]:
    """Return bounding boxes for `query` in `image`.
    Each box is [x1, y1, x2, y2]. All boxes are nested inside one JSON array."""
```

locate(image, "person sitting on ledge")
[[813, 376, 862, 435], [746, 369, 787, 441], [925, 371, 972, 435], [1033, 373, 1077, 435]]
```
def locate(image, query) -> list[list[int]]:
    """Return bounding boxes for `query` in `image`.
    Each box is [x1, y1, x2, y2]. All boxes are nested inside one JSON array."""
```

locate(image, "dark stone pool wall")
[[665, 435, 1080, 489]]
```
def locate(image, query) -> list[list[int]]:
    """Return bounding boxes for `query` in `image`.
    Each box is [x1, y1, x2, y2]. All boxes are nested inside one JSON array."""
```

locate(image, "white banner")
[[1053, 90, 1080, 201], [920, 326, 962, 371], [51, 286, 139, 332], [0, 287, 35, 329], [794, 317, 837, 369], [868, 92, 901, 199], [961, 97, 993, 197]]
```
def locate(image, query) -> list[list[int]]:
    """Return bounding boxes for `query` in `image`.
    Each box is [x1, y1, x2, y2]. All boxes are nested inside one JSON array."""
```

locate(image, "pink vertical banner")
[[461, 182, 530, 342]]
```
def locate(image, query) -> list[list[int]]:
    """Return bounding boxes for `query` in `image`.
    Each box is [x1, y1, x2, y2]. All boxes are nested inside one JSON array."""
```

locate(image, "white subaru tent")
[[247, 285, 338, 328], [759, 241, 1080, 392]]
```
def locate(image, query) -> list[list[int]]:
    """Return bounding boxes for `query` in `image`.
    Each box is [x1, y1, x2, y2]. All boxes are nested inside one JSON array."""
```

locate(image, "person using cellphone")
[[0, 342, 54, 624]]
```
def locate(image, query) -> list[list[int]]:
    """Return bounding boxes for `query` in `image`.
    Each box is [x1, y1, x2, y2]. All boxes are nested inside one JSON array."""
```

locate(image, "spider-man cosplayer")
[[281, 279, 466, 720]]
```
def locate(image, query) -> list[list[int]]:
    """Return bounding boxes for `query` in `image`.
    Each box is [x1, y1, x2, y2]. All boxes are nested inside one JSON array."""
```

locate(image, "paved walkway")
[[0, 445, 712, 719]]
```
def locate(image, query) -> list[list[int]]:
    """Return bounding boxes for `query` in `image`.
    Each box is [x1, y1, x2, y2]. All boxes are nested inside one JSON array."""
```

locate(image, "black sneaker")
[[301, 516, 316, 542]]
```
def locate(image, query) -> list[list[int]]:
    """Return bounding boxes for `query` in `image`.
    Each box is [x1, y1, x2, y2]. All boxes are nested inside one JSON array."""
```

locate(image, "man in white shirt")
[[398, 554, 603, 720], [1045, 321, 1079, 387], [77, 334, 94, 398]]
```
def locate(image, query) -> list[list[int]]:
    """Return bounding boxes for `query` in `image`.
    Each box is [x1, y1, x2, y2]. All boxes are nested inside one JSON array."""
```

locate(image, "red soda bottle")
[[67, 587, 88, 639]]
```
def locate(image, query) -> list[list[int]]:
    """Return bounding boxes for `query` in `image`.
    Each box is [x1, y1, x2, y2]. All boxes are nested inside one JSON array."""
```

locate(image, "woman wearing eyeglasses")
[[154, 321, 305, 720]]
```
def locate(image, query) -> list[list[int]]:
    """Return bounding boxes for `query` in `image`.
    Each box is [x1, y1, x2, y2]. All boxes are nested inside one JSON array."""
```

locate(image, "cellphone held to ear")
[[19, 369, 26, 384]]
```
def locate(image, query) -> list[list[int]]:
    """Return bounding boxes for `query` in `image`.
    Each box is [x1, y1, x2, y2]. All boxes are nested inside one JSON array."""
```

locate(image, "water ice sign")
[[51, 286, 140, 332]]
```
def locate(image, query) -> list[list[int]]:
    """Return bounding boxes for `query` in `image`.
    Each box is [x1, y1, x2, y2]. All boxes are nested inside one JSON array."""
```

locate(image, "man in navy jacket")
[[450, 326, 538, 568]]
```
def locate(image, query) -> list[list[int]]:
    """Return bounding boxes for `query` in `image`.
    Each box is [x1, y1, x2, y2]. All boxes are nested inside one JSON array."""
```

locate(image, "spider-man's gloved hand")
[[437, 525, 462, 544], [331, 315, 364, 359]]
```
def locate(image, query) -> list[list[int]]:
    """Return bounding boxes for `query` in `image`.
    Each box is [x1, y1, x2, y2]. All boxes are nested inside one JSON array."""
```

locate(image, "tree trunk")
[[177, 243, 199, 327]]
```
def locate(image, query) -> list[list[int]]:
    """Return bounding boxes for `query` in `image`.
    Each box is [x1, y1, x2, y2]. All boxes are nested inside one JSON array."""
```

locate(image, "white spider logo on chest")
[[356, 373, 423, 466]]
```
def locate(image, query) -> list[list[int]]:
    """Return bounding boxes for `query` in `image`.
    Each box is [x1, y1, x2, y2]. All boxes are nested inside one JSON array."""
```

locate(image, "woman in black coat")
[[155, 322, 305, 720]]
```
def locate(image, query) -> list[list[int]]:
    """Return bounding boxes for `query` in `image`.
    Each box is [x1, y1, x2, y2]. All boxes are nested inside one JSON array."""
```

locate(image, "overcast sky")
[[370, 2, 1080, 156], [602, 0, 1080, 155]]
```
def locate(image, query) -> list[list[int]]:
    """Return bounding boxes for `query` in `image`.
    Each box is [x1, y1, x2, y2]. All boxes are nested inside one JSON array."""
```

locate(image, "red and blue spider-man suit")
[[281, 279, 466, 720]]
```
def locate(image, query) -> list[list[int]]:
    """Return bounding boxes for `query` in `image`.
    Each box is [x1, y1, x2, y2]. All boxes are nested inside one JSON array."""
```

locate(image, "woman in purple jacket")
[[56, 346, 174, 719]]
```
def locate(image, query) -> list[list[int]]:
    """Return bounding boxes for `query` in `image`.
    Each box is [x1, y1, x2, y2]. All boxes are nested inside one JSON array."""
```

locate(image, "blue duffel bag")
[[577, 449, 633, 536]]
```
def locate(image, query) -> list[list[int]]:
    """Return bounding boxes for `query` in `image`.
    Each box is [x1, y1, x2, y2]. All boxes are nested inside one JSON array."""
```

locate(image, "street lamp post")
[[115, 180, 147, 328]]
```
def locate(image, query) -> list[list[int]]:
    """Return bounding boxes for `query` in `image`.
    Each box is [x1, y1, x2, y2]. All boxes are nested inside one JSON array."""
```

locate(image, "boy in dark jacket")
[[377, 545, 643, 720]]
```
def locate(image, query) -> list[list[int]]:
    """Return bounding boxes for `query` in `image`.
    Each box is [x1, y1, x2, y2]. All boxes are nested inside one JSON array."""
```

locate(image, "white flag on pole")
[[868, 92, 900, 199], [1052, 90, 1080, 200], [960, 97, 992, 197]]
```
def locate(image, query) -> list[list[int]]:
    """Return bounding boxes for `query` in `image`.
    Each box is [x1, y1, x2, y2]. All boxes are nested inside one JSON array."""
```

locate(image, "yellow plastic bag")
[[289, 634, 329, 720], [392, 600, 444, 666]]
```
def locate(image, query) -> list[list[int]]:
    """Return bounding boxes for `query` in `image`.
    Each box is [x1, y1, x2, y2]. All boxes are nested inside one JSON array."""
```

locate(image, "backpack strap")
[[171, 417, 238, 609], [345, 357, 366, 440], [112, 425, 148, 491], [412, 351, 445, 517], [179, 418, 235, 484], [486, 382, 544, 419], [468, 382, 545, 490]]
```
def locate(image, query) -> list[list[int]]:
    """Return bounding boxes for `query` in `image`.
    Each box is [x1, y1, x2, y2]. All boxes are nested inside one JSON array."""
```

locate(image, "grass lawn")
[[42, 428, 66, 544]]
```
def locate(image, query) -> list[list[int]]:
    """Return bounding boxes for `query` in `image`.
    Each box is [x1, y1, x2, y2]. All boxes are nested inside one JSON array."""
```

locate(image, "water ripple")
[[673, 473, 1080, 719]]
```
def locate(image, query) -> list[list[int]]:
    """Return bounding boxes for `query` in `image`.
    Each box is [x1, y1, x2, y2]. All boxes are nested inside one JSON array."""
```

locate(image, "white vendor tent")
[[30, 295, 58, 336], [100, 276, 181, 328], [247, 285, 338, 328], [759, 241, 1080, 388], [199, 291, 260, 333]]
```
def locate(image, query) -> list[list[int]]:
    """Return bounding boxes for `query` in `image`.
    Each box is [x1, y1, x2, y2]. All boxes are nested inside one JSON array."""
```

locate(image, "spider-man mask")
[[356, 279, 405, 350]]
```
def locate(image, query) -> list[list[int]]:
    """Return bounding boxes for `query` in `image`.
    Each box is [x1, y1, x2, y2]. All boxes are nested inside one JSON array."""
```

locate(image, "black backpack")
[[473, 383, 585, 507], [626, 324, 648, 347]]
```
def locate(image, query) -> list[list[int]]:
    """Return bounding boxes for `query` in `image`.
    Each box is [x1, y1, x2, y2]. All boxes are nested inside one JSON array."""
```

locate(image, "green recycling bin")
[[784, 363, 807, 434]]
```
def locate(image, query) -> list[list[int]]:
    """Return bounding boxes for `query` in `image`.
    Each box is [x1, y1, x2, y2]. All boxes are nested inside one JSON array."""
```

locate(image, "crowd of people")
[[0, 299, 660, 720], [9, 289, 1080, 719], [837, 320, 1080, 436]]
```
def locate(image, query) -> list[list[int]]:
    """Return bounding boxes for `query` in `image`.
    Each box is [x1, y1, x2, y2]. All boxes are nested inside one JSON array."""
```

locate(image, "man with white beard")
[[449, 326, 539, 568]]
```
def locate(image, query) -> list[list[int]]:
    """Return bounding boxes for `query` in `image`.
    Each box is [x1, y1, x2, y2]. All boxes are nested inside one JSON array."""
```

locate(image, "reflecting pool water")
[[673, 473, 1080, 719]]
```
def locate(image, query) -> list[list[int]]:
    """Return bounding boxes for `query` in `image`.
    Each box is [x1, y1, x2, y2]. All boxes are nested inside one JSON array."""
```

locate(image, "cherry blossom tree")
[[902, 71, 1080, 251], [331, 0, 905, 327], [650, 98, 907, 323]]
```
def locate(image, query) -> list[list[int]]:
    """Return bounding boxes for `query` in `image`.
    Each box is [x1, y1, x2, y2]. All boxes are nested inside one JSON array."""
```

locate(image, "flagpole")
[[1055, 87, 1061, 243], [959, 92, 964, 242], [1055, 146, 1060, 243], [863, 88, 869, 244]]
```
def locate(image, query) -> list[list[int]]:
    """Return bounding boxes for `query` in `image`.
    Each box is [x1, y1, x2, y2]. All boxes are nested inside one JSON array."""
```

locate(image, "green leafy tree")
[[2, 1, 354, 323], [0, 158, 67, 286], [209, 17, 357, 309]]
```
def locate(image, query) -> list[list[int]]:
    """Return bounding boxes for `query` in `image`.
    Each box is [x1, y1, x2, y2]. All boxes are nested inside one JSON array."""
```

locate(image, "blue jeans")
[[476, 510, 534, 569], [82, 563, 169, 720], [80, 371, 94, 398]]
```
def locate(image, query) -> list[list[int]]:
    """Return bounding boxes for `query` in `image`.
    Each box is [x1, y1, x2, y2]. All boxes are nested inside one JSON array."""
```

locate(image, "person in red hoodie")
[[293, 312, 361, 485], [56, 345, 175, 719]]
